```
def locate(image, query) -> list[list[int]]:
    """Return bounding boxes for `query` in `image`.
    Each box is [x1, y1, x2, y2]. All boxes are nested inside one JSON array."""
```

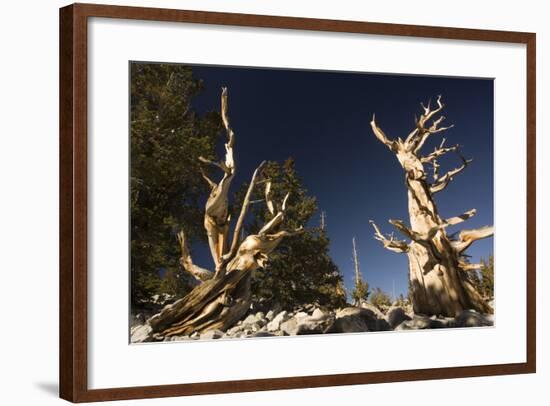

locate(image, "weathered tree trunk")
[[138, 88, 303, 341], [369, 97, 493, 317]]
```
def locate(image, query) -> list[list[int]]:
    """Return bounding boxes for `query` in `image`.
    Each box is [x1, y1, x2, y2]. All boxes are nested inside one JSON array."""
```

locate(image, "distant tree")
[[130, 63, 222, 306], [479, 255, 494, 299], [351, 237, 370, 306], [370, 287, 392, 309], [395, 293, 407, 307], [237, 159, 347, 310], [352, 280, 370, 306]]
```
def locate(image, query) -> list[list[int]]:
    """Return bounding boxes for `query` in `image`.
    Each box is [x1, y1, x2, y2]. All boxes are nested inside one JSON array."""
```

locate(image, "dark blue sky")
[[187, 63, 494, 299]]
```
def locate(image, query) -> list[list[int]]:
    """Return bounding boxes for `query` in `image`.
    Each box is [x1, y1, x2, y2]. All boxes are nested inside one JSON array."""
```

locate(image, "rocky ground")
[[131, 301, 494, 343]]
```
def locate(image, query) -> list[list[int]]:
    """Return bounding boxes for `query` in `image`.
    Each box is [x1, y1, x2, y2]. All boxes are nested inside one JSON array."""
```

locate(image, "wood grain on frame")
[[59, 3, 536, 402]]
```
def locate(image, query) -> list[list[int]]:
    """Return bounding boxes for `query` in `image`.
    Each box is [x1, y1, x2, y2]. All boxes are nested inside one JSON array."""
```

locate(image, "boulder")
[[242, 313, 262, 327], [359, 302, 386, 319], [386, 307, 411, 329], [454, 310, 494, 327], [326, 307, 389, 334], [394, 315, 433, 330], [265, 310, 275, 321], [280, 318, 299, 335], [201, 329, 224, 340], [267, 310, 289, 332], [295, 309, 334, 335], [311, 308, 326, 320], [130, 323, 152, 343]]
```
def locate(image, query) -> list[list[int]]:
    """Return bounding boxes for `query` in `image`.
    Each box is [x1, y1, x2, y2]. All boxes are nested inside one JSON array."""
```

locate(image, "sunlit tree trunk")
[[369, 97, 493, 317], [141, 88, 303, 340]]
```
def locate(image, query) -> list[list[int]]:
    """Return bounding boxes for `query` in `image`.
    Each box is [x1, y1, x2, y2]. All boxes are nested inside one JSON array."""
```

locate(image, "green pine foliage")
[[352, 279, 370, 305], [395, 293, 407, 307], [130, 63, 223, 306], [369, 287, 392, 309], [471, 255, 494, 299], [235, 159, 347, 310]]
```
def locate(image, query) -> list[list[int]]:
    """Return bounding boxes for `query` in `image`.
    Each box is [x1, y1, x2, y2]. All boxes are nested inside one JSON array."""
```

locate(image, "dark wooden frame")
[[59, 3, 536, 402]]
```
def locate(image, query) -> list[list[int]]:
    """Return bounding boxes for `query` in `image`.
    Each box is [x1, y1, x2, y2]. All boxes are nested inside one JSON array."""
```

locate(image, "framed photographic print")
[[59, 3, 536, 402]]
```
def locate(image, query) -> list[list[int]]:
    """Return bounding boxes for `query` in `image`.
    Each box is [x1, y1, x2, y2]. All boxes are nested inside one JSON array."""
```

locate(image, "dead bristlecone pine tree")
[[368, 96, 494, 317], [136, 88, 304, 342]]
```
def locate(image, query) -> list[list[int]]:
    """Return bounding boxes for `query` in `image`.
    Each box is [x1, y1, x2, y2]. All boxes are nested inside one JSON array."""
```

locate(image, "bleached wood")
[[142, 88, 303, 340], [369, 97, 493, 316]]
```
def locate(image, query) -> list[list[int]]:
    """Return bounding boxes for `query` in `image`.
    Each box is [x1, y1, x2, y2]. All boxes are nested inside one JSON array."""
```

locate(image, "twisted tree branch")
[[451, 225, 494, 253], [177, 230, 213, 282], [370, 220, 409, 253]]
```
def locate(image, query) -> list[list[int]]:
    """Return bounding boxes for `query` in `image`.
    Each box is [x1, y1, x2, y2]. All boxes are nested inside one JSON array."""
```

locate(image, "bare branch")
[[406, 96, 454, 153], [432, 159, 440, 181], [443, 208, 477, 226], [221, 160, 267, 272], [370, 220, 409, 253], [371, 114, 397, 151], [221, 87, 235, 170], [177, 230, 213, 282], [200, 88, 238, 268], [421, 141, 460, 163], [451, 225, 494, 253], [430, 153, 473, 194], [198, 156, 230, 174], [458, 260, 484, 271], [265, 180, 275, 215], [389, 219, 447, 242], [265, 226, 305, 240], [199, 167, 216, 189]]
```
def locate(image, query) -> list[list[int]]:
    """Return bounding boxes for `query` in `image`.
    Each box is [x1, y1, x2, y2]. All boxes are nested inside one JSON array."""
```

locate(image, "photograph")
[[129, 62, 495, 343]]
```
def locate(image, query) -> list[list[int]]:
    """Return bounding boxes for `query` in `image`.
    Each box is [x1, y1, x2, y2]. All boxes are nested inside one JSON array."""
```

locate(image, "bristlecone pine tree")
[[141, 88, 304, 340], [368, 96, 494, 317]]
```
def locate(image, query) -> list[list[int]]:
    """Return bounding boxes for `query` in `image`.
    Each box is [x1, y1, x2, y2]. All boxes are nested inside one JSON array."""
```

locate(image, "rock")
[[190, 332, 200, 340], [454, 310, 494, 327], [266, 310, 275, 321], [267, 310, 289, 332], [359, 302, 386, 319], [326, 307, 389, 333], [280, 318, 299, 335], [394, 314, 458, 330], [311, 308, 326, 320], [437, 317, 457, 328], [130, 323, 152, 343], [395, 315, 433, 330], [386, 307, 411, 329], [294, 311, 309, 322], [255, 311, 266, 321], [251, 331, 276, 338], [296, 310, 334, 335], [226, 325, 244, 335], [242, 313, 260, 327], [201, 329, 224, 340], [170, 335, 193, 341], [134, 313, 146, 324]]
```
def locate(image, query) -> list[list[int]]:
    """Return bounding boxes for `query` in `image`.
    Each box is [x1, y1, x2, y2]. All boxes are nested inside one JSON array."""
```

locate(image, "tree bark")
[[369, 97, 493, 317], [139, 88, 303, 341]]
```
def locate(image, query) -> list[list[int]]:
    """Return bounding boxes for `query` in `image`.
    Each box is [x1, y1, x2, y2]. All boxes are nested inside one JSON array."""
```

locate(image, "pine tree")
[[236, 159, 347, 310], [130, 63, 222, 306], [479, 255, 494, 299], [370, 287, 392, 310], [351, 237, 370, 306]]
